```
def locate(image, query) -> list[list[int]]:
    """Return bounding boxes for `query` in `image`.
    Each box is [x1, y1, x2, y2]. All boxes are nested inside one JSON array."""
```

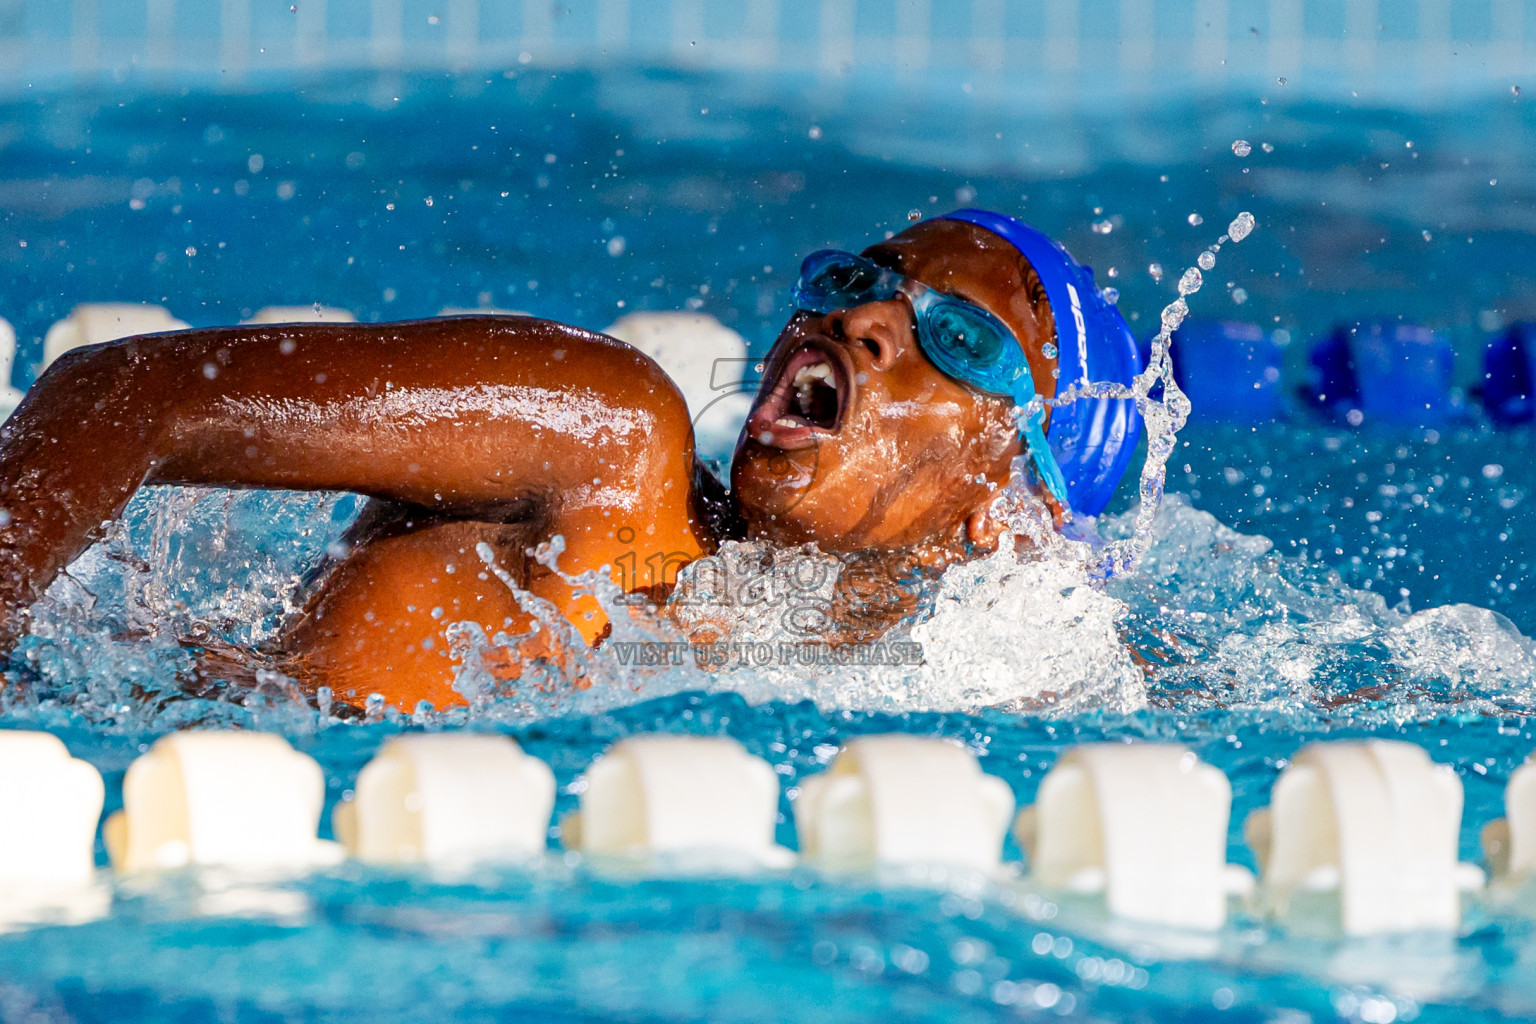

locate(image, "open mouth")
[[745, 343, 851, 449]]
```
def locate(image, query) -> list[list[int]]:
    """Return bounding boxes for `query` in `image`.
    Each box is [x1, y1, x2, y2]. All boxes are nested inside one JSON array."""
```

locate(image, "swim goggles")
[[792, 247, 1073, 505]]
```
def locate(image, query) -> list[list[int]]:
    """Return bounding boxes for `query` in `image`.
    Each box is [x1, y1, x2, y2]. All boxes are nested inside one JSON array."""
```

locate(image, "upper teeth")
[[792, 361, 835, 417], [793, 361, 834, 388]]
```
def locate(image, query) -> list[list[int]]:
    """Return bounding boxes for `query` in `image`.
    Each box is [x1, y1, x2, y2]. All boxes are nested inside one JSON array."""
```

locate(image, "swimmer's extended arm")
[[0, 316, 709, 644]]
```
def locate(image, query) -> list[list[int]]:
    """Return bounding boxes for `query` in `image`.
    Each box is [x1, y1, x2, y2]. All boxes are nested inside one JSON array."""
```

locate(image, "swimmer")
[[0, 210, 1139, 710]]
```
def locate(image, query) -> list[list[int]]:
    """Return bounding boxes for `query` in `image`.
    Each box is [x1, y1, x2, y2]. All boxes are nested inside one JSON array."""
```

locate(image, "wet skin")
[[0, 220, 1056, 710]]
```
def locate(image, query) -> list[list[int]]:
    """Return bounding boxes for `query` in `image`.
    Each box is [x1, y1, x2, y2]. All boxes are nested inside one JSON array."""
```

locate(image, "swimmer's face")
[[732, 219, 1058, 556]]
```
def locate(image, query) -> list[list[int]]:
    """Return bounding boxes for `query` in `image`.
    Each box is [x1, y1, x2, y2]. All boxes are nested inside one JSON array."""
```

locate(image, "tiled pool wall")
[[1, 0, 1534, 104]]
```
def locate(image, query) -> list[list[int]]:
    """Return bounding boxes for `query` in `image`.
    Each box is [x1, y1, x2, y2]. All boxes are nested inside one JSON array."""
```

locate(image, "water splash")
[[1038, 212, 1258, 581], [9, 465, 1535, 729], [4, 487, 360, 730], [1105, 495, 1536, 720], [445, 527, 1145, 717], [659, 535, 1142, 714]]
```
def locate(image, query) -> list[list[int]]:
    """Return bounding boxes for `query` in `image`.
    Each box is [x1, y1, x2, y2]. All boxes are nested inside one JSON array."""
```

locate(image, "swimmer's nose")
[[824, 306, 898, 371]]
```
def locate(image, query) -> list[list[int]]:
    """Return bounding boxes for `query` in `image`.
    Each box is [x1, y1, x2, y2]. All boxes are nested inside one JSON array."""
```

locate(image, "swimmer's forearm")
[[152, 317, 692, 508], [0, 344, 162, 642], [0, 317, 701, 644]]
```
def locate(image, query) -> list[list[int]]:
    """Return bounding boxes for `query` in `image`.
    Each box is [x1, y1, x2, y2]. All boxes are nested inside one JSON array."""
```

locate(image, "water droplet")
[[1148, 262, 1164, 283], [184, 246, 197, 258], [1197, 251, 1216, 270], [1092, 219, 1113, 234], [1277, 76, 1288, 85], [1231, 139, 1251, 157], [1514, 85, 1523, 97], [1178, 267, 1203, 296], [907, 209, 922, 222], [1102, 287, 1120, 305], [1261, 142, 1274, 153], [1106, 266, 1119, 278], [1041, 343, 1058, 359], [808, 125, 822, 140], [1422, 229, 1433, 241], [1187, 212, 1204, 226], [1161, 297, 1189, 331], [1231, 287, 1248, 304], [1227, 211, 1256, 242], [606, 236, 626, 257]]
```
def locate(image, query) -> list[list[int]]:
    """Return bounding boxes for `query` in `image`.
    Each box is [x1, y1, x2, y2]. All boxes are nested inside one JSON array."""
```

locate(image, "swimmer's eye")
[[928, 304, 1003, 365], [794, 250, 894, 311], [814, 263, 881, 295]]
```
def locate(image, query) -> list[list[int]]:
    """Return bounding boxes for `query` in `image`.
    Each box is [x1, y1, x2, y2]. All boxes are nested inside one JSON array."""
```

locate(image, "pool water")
[[2, 69, 1536, 1022]]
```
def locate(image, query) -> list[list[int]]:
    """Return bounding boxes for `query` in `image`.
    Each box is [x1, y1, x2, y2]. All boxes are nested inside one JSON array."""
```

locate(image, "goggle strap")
[[1022, 407, 1072, 513]]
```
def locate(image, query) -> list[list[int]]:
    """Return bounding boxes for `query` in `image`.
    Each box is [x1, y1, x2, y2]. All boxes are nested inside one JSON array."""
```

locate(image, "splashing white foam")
[[1036, 211, 1257, 581], [1103, 495, 1536, 717], [655, 534, 1144, 715], [13, 478, 1536, 728]]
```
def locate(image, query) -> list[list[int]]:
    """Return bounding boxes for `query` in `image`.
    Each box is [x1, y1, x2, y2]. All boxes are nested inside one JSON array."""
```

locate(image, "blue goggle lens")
[[794, 250, 1025, 398], [911, 294, 1025, 397], [794, 250, 895, 310]]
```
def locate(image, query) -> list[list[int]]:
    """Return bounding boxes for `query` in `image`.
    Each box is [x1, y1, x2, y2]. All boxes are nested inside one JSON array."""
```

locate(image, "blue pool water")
[[3, 70, 1536, 1022]]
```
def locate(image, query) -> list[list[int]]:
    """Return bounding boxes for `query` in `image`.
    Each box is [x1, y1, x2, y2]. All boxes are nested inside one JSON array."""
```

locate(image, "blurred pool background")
[[4, 2, 1536, 1022]]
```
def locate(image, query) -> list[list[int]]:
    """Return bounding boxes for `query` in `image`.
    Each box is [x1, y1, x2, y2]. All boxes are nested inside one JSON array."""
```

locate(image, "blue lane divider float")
[[1304, 321, 1458, 427], [1482, 323, 1536, 426], [1152, 320, 1286, 422]]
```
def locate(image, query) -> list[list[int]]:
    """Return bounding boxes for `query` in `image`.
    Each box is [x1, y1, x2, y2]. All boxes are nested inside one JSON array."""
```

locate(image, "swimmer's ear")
[[964, 506, 1006, 553], [1041, 488, 1069, 530]]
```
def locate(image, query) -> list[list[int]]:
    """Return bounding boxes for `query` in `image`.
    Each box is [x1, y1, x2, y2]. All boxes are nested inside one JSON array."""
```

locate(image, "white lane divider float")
[[0, 731, 104, 885], [563, 735, 793, 867], [438, 306, 527, 317], [43, 303, 190, 369], [104, 731, 344, 874], [0, 726, 1510, 939], [334, 733, 555, 866], [241, 306, 356, 324], [1484, 754, 1536, 885], [795, 735, 1014, 872], [1245, 740, 1483, 935], [1014, 743, 1252, 930], [0, 317, 22, 417], [0, 731, 108, 928]]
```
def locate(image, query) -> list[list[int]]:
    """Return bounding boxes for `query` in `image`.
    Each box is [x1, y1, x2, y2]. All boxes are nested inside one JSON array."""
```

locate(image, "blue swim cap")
[[937, 209, 1144, 518]]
